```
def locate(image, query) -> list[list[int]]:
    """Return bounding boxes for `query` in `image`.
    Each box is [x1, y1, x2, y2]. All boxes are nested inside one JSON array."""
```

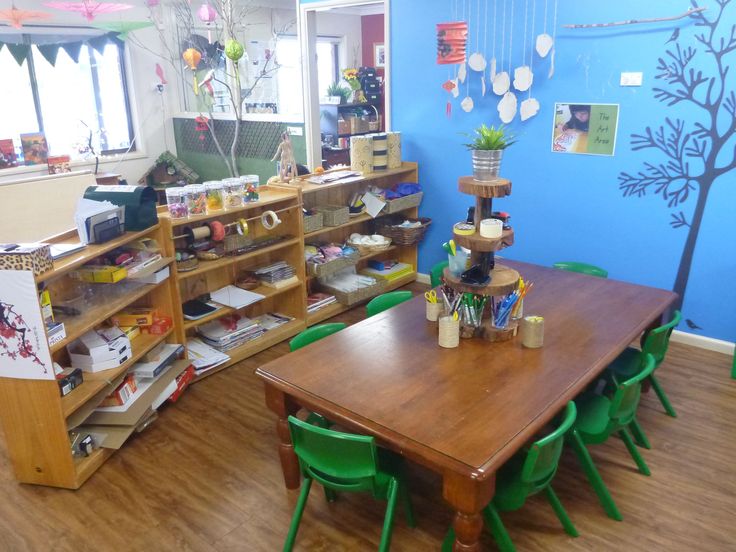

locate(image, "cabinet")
[[0, 225, 183, 489], [159, 187, 307, 382], [320, 101, 383, 167], [274, 162, 421, 326]]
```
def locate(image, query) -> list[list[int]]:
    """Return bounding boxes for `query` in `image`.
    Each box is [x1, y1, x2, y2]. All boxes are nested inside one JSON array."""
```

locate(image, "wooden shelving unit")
[[159, 187, 307, 380], [0, 224, 182, 489], [275, 162, 421, 326]]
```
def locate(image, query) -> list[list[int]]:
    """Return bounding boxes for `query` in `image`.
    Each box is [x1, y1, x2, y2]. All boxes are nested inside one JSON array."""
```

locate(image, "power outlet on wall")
[[620, 72, 643, 86]]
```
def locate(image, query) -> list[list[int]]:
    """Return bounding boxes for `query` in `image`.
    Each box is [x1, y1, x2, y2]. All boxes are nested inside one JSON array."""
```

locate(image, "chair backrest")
[[289, 323, 346, 352], [641, 310, 681, 366], [430, 261, 449, 288], [288, 415, 379, 493], [608, 353, 655, 425], [366, 291, 413, 317], [552, 261, 608, 278], [521, 401, 576, 487]]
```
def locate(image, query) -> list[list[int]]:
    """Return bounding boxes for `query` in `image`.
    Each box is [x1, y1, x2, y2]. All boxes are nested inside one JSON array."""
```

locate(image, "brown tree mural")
[[618, 0, 736, 318]]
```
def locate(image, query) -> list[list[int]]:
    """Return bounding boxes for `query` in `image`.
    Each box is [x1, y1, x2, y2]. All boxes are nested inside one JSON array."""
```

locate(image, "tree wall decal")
[[617, 0, 736, 319]]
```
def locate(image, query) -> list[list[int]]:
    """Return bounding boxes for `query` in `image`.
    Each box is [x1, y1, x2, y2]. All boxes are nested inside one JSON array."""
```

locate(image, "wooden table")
[[256, 260, 677, 551]]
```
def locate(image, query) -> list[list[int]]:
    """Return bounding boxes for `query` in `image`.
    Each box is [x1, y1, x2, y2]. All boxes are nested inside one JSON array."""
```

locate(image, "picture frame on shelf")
[[374, 43, 386, 68]]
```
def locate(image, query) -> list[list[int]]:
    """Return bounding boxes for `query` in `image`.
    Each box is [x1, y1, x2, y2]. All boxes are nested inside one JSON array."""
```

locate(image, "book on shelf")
[[307, 292, 337, 313], [361, 262, 414, 282], [186, 338, 230, 373], [196, 312, 294, 352], [254, 261, 296, 284]]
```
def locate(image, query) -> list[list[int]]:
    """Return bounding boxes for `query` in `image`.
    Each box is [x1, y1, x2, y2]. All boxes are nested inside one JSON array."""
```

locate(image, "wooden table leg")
[[264, 384, 301, 489], [443, 471, 495, 552]]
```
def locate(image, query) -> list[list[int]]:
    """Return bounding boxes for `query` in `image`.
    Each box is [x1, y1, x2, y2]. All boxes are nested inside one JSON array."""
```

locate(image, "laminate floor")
[[0, 283, 734, 551]]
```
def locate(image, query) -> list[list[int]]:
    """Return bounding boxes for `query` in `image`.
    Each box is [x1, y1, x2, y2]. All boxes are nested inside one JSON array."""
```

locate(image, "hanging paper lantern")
[[436, 21, 468, 65], [224, 39, 244, 62], [197, 3, 216, 23], [182, 47, 202, 94]]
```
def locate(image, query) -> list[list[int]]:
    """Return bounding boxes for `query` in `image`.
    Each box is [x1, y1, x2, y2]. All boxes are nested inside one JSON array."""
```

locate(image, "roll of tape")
[[185, 225, 211, 243], [236, 218, 249, 236], [479, 218, 503, 238], [453, 222, 475, 236], [261, 210, 281, 230]]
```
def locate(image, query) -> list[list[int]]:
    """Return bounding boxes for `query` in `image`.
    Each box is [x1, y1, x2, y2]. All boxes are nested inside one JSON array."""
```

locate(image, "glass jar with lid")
[[165, 187, 188, 219], [223, 178, 244, 209], [185, 184, 207, 216], [204, 180, 224, 212], [240, 174, 260, 202]]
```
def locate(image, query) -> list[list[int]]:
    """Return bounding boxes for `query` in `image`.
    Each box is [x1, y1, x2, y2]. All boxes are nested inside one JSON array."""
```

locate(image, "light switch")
[[620, 72, 643, 86]]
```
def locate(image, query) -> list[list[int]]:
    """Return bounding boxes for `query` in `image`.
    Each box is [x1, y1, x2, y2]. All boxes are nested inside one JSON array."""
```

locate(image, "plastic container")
[[165, 187, 188, 219], [448, 248, 470, 277], [204, 181, 224, 212], [241, 174, 260, 202], [185, 184, 207, 216], [223, 178, 244, 209]]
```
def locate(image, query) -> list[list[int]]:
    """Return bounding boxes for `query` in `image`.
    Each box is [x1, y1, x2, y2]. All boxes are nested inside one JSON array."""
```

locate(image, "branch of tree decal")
[[670, 211, 692, 229]]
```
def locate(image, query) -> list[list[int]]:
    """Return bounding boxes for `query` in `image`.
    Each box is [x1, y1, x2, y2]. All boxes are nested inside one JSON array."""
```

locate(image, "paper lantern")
[[182, 47, 202, 94], [436, 21, 468, 65], [224, 39, 244, 62], [197, 3, 216, 23]]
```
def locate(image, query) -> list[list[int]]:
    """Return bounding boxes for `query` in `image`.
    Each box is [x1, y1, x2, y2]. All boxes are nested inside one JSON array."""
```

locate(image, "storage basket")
[[314, 205, 349, 226], [318, 278, 387, 306], [376, 217, 432, 246], [307, 251, 360, 278], [347, 236, 392, 256], [383, 192, 424, 214], [303, 212, 324, 234]]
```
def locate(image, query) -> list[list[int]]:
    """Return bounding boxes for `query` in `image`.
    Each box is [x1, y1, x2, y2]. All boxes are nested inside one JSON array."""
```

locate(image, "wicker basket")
[[303, 212, 324, 234], [314, 205, 350, 226], [377, 217, 432, 246], [318, 278, 387, 306], [307, 251, 360, 278], [347, 236, 392, 256], [383, 192, 423, 214]]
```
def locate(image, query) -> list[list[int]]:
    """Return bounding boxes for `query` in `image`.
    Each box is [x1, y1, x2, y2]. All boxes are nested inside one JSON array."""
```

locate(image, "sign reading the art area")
[[551, 103, 619, 156]]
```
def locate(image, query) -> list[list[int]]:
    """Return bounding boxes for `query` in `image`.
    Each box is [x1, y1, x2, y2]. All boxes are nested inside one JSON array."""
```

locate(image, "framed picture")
[[551, 103, 619, 156], [20, 132, 49, 165], [374, 43, 386, 68]]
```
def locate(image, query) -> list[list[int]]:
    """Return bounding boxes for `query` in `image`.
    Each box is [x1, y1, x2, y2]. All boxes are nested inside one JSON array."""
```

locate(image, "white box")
[[136, 266, 170, 285], [68, 327, 132, 372]]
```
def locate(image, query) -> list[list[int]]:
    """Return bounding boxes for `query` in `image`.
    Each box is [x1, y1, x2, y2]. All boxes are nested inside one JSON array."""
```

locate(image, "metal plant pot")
[[472, 149, 503, 181]]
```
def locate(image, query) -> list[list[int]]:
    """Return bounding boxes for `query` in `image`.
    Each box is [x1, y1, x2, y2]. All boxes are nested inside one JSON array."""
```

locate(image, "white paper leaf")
[[513, 66, 533, 92], [490, 57, 497, 79], [548, 48, 556, 78], [492, 71, 510, 95], [458, 63, 467, 83], [481, 75, 487, 96], [461, 96, 474, 112], [520, 97, 540, 121], [468, 52, 487, 72], [451, 79, 459, 98], [497, 91, 518, 123], [536, 34, 553, 57]]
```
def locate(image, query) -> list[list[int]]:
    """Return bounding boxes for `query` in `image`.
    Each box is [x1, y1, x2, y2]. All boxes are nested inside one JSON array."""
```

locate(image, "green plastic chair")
[[366, 291, 413, 317], [567, 354, 656, 521], [284, 416, 415, 552], [442, 402, 578, 552], [606, 310, 681, 422], [430, 260, 449, 288], [289, 323, 347, 352], [553, 262, 609, 278]]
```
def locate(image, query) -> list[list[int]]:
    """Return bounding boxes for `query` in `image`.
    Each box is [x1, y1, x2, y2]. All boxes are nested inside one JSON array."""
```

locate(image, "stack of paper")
[[197, 315, 266, 351], [74, 198, 123, 245], [307, 170, 362, 185], [210, 285, 265, 309], [253, 312, 293, 331], [361, 262, 414, 282], [307, 293, 337, 313], [254, 261, 295, 284], [186, 338, 230, 374]]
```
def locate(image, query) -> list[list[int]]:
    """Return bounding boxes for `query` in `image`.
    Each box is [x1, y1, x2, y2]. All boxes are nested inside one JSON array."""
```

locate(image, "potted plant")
[[327, 82, 351, 104], [463, 124, 516, 181]]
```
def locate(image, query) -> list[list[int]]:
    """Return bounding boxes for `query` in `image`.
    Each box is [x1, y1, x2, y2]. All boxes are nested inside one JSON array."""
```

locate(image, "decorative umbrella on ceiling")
[[43, 0, 132, 22], [0, 4, 52, 29], [91, 21, 154, 40]]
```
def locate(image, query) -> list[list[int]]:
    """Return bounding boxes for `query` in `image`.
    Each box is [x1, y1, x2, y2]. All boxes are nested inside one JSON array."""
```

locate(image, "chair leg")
[[283, 477, 312, 552], [323, 488, 337, 502], [619, 428, 651, 476], [482, 502, 516, 552], [629, 417, 651, 449], [398, 479, 416, 527], [441, 528, 455, 552], [543, 485, 578, 537], [378, 478, 399, 552], [649, 374, 677, 417], [568, 429, 623, 521]]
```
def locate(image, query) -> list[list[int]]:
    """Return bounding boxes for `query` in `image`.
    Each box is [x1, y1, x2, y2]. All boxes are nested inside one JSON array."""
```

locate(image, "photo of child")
[[551, 103, 619, 156]]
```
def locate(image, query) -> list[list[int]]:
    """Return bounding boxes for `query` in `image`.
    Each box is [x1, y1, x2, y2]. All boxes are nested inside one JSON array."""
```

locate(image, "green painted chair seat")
[[366, 291, 413, 317], [552, 261, 608, 278], [289, 323, 347, 351], [607, 347, 641, 380], [430, 260, 449, 288], [574, 394, 619, 444]]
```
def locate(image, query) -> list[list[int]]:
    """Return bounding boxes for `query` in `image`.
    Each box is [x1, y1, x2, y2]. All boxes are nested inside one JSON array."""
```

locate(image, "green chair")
[[289, 323, 347, 352], [430, 260, 449, 288], [366, 291, 413, 317], [567, 354, 656, 521], [606, 310, 681, 421], [284, 416, 415, 552], [442, 402, 578, 552], [553, 261, 608, 278]]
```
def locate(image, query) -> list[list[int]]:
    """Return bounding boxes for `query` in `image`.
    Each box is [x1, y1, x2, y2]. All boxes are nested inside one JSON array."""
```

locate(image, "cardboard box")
[[168, 364, 195, 403], [46, 321, 66, 347], [100, 375, 138, 407], [110, 308, 155, 327], [119, 325, 140, 340], [129, 343, 183, 379], [144, 315, 173, 335], [135, 265, 170, 285], [56, 367, 83, 397], [0, 243, 52, 276], [68, 327, 131, 372], [70, 265, 127, 284]]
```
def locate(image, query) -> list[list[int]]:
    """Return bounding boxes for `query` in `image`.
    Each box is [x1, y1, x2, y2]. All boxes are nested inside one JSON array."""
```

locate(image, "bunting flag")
[[0, 32, 122, 66]]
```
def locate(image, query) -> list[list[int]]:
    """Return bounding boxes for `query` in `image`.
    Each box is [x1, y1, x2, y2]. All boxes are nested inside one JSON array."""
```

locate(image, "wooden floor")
[[0, 282, 734, 551]]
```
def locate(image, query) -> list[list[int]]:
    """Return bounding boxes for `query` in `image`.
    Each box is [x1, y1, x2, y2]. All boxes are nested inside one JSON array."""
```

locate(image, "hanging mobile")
[[548, 0, 559, 78], [513, 0, 533, 91], [497, 0, 517, 122], [536, 0, 554, 57], [520, 0, 540, 120], [492, 0, 510, 95], [468, 0, 487, 71]]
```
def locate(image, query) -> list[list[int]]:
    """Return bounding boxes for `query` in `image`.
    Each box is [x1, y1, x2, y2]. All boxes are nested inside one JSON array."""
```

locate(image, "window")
[[0, 37, 134, 165], [277, 36, 339, 115]]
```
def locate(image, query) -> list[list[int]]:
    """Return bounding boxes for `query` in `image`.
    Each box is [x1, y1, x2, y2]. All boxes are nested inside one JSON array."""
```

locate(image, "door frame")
[[297, 0, 391, 168]]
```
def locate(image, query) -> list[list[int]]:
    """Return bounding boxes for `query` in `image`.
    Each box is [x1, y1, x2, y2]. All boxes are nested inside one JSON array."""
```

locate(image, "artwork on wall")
[[0, 271, 54, 380], [0, 139, 18, 169], [551, 103, 618, 156], [20, 132, 49, 165], [374, 43, 386, 68]]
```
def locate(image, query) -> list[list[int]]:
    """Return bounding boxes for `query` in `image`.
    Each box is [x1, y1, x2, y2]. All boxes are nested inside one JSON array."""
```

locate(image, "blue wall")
[[390, 1, 736, 343]]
